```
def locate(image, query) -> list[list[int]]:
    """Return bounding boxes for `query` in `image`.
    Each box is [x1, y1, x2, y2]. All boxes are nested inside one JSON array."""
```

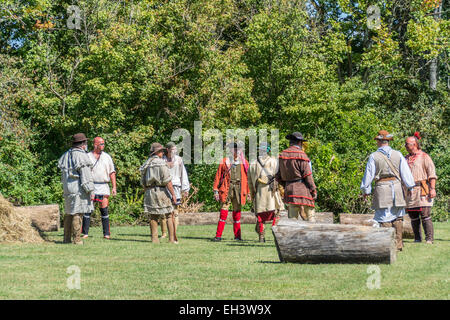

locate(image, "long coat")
[[276, 146, 316, 208], [248, 155, 284, 214], [213, 157, 250, 205], [58, 148, 94, 215], [140, 155, 173, 215]]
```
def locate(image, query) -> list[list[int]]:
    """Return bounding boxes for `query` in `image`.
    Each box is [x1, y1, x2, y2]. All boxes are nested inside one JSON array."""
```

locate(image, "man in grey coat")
[[58, 133, 94, 245]]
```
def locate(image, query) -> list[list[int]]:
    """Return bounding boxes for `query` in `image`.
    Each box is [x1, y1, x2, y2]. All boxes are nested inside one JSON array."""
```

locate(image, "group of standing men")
[[58, 129, 437, 250]]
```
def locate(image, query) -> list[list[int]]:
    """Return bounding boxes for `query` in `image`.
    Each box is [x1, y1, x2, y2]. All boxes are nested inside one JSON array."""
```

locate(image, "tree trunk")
[[178, 211, 334, 225], [339, 213, 414, 239], [272, 219, 397, 264], [14, 205, 60, 232], [429, 3, 442, 90]]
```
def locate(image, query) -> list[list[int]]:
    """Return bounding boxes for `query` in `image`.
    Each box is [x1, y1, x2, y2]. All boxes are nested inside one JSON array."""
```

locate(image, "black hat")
[[72, 133, 87, 143], [286, 132, 306, 142]]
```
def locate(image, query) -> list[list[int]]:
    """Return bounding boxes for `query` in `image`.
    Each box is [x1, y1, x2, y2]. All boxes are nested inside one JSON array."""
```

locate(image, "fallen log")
[[178, 211, 334, 225], [339, 213, 414, 239], [14, 204, 60, 232], [272, 219, 396, 264]]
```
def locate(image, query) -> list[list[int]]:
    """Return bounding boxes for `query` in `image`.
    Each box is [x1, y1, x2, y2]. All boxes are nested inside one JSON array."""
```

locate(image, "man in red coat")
[[276, 132, 317, 221], [212, 142, 250, 241]]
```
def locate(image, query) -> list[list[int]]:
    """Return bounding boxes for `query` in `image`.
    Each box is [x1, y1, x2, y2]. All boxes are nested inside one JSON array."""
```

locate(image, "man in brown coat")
[[276, 132, 317, 221]]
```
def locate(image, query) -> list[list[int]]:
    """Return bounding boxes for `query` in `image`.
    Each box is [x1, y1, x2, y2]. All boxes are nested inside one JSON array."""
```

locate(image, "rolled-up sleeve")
[[361, 155, 375, 194], [399, 155, 415, 190]]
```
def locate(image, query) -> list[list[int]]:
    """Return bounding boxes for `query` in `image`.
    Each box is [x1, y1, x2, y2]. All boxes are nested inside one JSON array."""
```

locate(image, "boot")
[[100, 207, 111, 237], [82, 212, 91, 236], [166, 213, 176, 243], [150, 218, 160, 243], [259, 228, 265, 243], [422, 217, 434, 244], [160, 216, 167, 238], [392, 218, 404, 251], [410, 215, 422, 242], [72, 214, 83, 245], [63, 214, 73, 243]]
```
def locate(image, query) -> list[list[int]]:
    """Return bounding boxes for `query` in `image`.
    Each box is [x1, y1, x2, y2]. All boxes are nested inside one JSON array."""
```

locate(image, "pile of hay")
[[0, 194, 44, 243]]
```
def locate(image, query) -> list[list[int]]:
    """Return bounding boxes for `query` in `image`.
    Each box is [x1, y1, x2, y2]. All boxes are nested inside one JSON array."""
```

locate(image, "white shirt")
[[88, 151, 116, 183]]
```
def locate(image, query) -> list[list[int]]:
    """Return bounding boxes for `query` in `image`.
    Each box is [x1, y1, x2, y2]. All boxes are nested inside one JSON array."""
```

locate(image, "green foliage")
[[0, 0, 448, 223]]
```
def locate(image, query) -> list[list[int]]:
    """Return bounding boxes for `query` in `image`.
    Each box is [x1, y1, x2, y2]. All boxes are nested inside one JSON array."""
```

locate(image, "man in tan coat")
[[405, 132, 437, 244], [248, 142, 284, 242], [140, 143, 178, 243]]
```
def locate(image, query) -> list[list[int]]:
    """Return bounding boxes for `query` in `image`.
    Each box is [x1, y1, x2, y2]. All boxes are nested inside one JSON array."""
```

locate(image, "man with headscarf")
[[82, 136, 117, 239], [360, 130, 415, 251], [212, 142, 250, 241], [160, 141, 190, 241], [140, 143, 178, 243], [276, 132, 317, 222], [404, 132, 437, 244], [57, 133, 94, 245], [248, 142, 284, 242]]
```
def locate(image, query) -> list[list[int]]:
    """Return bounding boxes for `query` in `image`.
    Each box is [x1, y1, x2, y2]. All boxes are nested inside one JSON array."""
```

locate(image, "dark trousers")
[[407, 207, 434, 242]]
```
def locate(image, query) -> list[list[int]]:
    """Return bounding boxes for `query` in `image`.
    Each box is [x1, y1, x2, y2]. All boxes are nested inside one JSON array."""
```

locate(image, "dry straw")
[[0, 194, 44, 243]]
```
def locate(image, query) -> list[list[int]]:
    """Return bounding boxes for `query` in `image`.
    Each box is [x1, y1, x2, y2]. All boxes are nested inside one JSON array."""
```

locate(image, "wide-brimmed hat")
[[150, 143, 167, 155], [166, 141, 176, 149], [374, 130, 393, 141], [72, 133, 87, 143], [286, 132, 306, 142]]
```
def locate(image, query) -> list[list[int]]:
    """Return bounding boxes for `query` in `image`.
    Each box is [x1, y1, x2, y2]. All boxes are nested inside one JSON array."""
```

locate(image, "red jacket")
[[213, 157, 250, 205]]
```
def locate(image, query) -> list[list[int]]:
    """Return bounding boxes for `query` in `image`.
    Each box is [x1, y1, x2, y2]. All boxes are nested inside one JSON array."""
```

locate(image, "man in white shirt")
[[161, 141, 190, 241], [82, 136, 117, 239], [360, 130, 415, 251]]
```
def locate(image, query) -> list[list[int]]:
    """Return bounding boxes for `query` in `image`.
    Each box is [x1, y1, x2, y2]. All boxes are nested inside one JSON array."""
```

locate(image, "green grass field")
[[0, 222, 449, 300]]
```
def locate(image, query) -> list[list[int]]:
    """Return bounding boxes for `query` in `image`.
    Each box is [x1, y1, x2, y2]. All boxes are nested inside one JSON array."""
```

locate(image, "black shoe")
[[234, 237, 243, 241], [212, 237, 222, 242]]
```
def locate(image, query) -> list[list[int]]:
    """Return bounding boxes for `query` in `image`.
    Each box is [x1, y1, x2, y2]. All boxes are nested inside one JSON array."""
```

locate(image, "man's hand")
[[407, 189, 412, 198], [429, 188, 436, 199], [111, 187, 117, 197], [363, 193, 370, 201], [214, 192, 220, 202], [90, 193, 95, 201], [311, 189, 317, 200], [182, 191, 189, 199], [247, 193, 252, 202]]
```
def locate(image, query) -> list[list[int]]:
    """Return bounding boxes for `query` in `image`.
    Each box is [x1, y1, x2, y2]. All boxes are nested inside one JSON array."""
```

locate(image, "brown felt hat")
[[374, 130, 394, 141], [150, 142, 167, 155], [72, 133, 87, 143]]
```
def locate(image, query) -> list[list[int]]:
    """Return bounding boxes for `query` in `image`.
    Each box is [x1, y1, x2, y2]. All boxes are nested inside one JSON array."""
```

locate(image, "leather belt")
[[376, 177, 397, 183]]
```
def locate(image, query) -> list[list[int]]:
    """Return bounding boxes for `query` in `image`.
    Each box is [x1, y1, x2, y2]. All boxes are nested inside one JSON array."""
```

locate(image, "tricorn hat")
[[72, 133, 87, 143], [286, 132, 307, 142], [150, 142, 167, 155], [374, 130, 393, 141]]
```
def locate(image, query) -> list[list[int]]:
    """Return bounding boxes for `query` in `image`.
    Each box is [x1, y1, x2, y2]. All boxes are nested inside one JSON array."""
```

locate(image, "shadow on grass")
[[258, 260, 283, 264], [226, 242, 275, 248], [108, 238, 151, 243]]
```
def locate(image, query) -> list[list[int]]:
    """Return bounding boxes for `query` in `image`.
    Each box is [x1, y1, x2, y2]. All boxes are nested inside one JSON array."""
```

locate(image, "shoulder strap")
[[377, 151, 401, 181], [257, 156, 272, 178]]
